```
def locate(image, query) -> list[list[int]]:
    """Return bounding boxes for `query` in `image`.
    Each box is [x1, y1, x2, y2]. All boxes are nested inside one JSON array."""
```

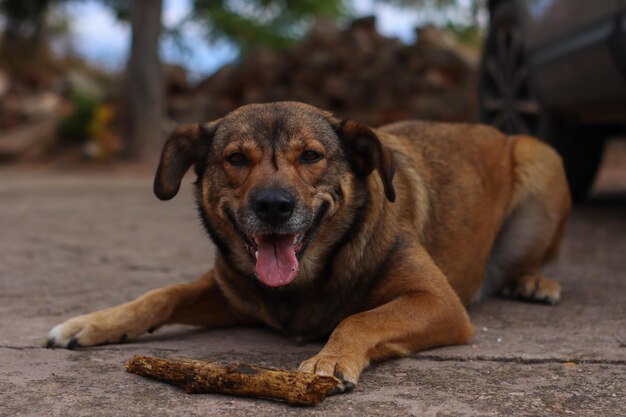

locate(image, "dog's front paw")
[[298, 353, 365, 393], [46, 310, 140, 349]]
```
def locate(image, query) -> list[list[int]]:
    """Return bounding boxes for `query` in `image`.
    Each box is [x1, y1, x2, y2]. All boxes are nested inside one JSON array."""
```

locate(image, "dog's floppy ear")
[[154, 120, 220, 201], [336, 119, 396, 202]]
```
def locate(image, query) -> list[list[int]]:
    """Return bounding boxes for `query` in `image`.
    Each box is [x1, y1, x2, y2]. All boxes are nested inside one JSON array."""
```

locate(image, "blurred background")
[[0, 0, 624, 201], [2, 4, 625, 413]]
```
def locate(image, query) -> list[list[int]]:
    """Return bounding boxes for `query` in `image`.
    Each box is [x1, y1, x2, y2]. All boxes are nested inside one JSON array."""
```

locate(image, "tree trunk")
[[124, 0, 164, 159]]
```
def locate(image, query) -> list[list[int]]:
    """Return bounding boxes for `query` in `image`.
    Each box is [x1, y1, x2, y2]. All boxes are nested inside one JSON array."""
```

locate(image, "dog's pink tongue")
[[255, 235, 298, 287]]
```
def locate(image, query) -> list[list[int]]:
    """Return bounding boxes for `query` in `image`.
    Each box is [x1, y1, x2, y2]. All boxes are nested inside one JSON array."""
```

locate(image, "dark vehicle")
[[480, 0, 626, 201]]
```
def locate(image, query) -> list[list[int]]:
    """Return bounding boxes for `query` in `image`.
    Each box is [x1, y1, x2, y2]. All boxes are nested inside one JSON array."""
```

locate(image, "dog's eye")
[[300, 150, 323, 164], [226, 152, 247, 166]]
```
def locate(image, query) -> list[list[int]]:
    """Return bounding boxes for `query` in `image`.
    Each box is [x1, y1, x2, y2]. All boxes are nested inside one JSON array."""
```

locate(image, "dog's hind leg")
[[481, 135, 571, 305], [46, 270, 246, 349]]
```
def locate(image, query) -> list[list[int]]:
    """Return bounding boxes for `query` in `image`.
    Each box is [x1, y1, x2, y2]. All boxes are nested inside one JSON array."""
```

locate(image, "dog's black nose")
[[252, 188, 295, 225]]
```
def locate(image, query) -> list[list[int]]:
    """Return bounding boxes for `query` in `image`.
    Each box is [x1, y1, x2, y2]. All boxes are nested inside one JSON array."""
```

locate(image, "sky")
[[63, 0, 471, 80]]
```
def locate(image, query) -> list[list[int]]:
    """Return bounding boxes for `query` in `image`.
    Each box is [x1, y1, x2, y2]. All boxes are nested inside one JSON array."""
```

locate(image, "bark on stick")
[[125, 355, 340, 405]]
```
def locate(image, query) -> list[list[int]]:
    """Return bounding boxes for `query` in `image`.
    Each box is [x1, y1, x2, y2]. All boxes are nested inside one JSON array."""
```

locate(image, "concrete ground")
[[1, 141, 625, 416]]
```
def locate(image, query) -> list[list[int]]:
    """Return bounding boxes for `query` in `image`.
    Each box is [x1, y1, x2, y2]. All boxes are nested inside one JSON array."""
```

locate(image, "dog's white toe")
[[46, 323, 76, 349]]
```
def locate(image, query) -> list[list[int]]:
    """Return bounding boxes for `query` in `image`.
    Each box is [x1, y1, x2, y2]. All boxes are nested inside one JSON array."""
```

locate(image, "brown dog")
[[47, 102, 571, 391]]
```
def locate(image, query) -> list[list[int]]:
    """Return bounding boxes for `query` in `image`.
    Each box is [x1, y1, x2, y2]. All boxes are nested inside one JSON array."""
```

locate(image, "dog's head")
[[154, 102, 395, 287]]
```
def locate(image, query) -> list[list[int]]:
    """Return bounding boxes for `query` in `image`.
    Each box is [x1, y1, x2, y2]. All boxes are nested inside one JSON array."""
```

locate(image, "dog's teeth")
[[255, 251, 258, 259]]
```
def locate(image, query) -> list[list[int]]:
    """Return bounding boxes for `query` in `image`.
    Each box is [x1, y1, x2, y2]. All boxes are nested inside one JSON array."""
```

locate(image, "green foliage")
[[445, 22, 482, 46], [378, 0, 487, 45], [0, 0, 56, 39], [59, 91, 99, 143], [100, 0, 130, 21], [3, 0, 485, 57], [380, 0, 457, 7], [191, 0, 347, 52], [0, 0, 53, 24]]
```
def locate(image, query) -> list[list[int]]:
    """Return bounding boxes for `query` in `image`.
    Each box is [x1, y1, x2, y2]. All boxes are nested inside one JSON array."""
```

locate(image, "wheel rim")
[[480, 21, 541, 135]]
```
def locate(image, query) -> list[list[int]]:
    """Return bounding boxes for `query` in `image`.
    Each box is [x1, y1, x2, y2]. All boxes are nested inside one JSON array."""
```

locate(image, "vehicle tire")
[[539, 116, 606, 203], [479, 1, 605, 202]]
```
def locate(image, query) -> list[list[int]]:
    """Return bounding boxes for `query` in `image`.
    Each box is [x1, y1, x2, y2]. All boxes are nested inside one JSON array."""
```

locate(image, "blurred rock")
[[0, 114, 60, 161], [0, 86, 65, 160], [4, 92, 61, 120]]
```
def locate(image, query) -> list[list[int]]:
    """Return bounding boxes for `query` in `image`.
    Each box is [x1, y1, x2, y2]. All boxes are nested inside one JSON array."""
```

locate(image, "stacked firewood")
[[195, 16, 478, 126]]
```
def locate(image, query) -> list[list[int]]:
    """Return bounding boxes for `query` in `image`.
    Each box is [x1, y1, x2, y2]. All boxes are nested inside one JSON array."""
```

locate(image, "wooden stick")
[[125, 355, 340, 405]]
